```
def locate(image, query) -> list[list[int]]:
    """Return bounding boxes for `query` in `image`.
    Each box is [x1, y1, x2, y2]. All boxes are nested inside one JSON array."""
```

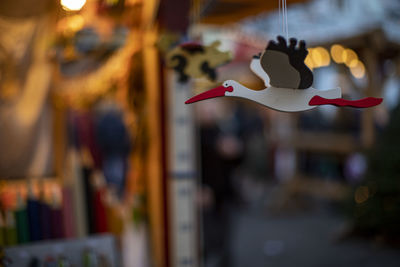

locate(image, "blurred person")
[[197, 99, 270, 266], [196, 100, 243, 267], [232, 105, 270, 207]]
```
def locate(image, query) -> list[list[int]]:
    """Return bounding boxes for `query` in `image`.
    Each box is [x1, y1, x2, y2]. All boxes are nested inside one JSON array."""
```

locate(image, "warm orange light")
[[305, 49, 314, 70], [343, 49, 358, 67], [355, 186, 369, 204], [350, 61, 366, 79], [311, 47, 330, 67], [304, 55, 314, 70], [68, 15, 84, 31], [348, 59, 358, 68], [58, 15, 85, 34], [311, 48, 322, 67], [330, 44, 345, 63], [61, 0, 86, 11], [106, 0, 119, 5]]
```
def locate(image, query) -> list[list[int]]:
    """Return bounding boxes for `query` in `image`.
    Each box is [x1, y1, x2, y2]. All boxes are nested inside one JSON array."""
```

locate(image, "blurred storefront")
[[0, 0, 400, 267]]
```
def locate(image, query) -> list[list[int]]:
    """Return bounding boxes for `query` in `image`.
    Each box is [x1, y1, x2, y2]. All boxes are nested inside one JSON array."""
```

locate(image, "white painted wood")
[[222, 80, 342, 112], [250, 57, 270, 87], [166, 70, 198, 267]]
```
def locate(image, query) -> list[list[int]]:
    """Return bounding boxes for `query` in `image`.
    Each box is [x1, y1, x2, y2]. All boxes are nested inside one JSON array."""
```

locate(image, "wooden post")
[[362, 46, 378, 148], [166, 71, 198, 267], [142, 0, 169, 265]]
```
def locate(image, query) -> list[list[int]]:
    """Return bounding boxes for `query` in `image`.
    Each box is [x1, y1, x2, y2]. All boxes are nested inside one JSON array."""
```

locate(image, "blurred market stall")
[[0, 0, 400, 267]]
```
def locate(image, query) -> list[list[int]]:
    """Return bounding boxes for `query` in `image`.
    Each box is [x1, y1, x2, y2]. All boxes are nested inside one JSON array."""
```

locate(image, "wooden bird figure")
[[186, 36, 382, 112]]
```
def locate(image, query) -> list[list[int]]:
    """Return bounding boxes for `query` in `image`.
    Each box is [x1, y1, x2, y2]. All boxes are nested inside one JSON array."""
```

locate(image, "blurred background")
[[0, 0, 400, 266]]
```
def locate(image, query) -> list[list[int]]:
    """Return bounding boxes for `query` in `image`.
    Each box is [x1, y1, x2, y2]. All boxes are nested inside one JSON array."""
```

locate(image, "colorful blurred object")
[[166, 41, 232, 82]]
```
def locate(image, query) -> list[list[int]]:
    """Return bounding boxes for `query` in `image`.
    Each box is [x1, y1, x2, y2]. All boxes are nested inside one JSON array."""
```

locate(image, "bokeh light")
[[61, 0, 87, 11], [350, 61, 366, 79], [343, 49, 358, 67], [330, 44, 345, 63], [58, 15, 85, 34], [311, 47, 331, 67], [348, 59, 359, 68], [355, 186, 369, 204], [305, 49, 314, 70]]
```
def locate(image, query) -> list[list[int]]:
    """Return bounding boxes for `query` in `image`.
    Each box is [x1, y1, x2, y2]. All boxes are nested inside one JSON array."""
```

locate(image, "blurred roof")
[[0, 0, 54, 18], [200, 0, 311, 24], [198, 0, 400, 51], [238, 0, 400, 46]]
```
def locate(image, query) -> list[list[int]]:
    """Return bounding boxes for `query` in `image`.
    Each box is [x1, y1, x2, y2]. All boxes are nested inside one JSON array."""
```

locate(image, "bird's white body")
[[227, 57, 341, 112], [250, 58, 270, 87], [223, 80, 341, 112]]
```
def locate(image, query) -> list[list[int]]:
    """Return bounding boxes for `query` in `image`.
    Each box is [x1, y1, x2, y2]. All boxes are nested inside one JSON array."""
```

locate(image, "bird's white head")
[[185, 80, 237, 104]]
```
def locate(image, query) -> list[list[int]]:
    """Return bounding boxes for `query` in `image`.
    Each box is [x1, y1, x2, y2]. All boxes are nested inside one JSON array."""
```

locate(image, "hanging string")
[[278, 0, 289, 40], [286, 0, 289, 39], [279, 0, 282, 34], [284, 0, 289, 40]]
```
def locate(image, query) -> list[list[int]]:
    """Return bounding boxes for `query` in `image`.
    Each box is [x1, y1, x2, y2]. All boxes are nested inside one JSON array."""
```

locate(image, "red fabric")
[[94, 189, 108, 233], [75, 112, 103, 168], [61, 187, 75, 238]]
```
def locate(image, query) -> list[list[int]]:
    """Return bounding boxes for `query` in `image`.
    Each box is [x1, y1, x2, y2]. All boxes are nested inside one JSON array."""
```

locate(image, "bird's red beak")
[[185, 85, 233, 104]]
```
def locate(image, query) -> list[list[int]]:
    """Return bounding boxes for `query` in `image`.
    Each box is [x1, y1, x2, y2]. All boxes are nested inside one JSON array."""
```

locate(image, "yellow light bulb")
[[61, 0, 87, 11]]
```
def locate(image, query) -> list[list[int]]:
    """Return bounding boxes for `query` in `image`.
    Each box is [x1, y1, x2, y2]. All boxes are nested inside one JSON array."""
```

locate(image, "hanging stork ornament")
[[185, 36, 383, 112]]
